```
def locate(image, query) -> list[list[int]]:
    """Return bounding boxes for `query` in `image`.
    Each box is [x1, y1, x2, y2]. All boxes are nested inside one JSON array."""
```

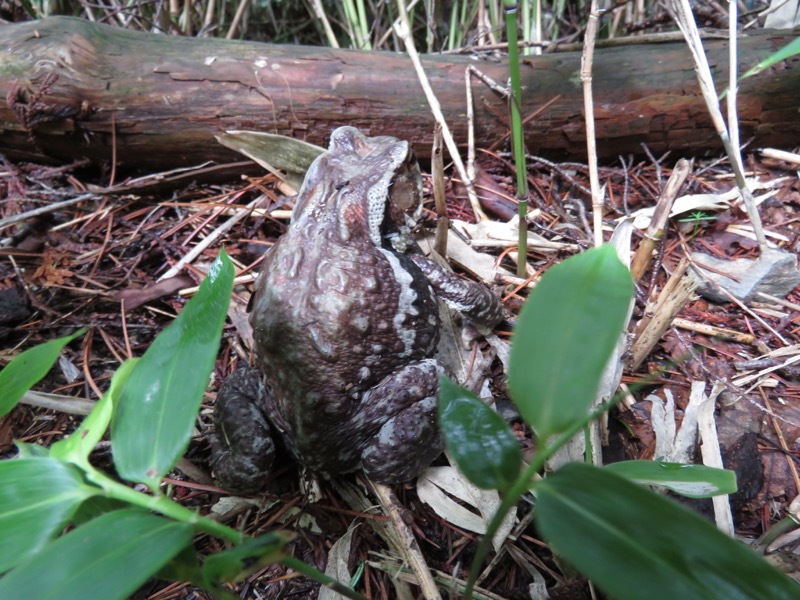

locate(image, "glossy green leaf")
[[536, 463, 798, 600], [50, 358, 139, 465], [0, 328, 87, 418], [509, 246, 633, 439], [112, 250, 234, 488], [0, 458, 98, 573], [605, 460, 737, 498], [438, 376, 521, 492], [0, 509, 193, 600], [741, 36, 800, 80], [202, 532, 289, 587]]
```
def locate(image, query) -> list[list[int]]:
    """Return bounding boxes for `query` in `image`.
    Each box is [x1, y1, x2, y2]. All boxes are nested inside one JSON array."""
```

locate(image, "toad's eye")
[[335, 180, 350, 191]]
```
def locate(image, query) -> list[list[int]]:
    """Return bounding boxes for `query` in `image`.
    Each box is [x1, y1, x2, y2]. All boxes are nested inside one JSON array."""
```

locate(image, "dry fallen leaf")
[[33, 250, 74, 286], [417, 465, 516, 552]]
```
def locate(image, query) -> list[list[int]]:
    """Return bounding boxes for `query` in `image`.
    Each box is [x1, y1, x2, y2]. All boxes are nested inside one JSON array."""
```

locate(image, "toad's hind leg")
[[210, 367, 275, 493], [359, 360, 445, 483]]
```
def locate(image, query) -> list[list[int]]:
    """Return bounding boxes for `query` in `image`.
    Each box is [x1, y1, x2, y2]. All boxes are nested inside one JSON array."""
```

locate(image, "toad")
[[211, 127, 503, 492]]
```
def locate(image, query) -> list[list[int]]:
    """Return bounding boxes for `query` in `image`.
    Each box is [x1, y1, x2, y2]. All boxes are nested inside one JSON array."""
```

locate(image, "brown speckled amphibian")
[[211, 127, 503, 492]]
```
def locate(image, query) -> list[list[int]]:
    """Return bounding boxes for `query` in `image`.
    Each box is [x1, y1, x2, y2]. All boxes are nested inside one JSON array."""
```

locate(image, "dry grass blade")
[[667, 0, 768, 251], [697, 382, 734, 536]]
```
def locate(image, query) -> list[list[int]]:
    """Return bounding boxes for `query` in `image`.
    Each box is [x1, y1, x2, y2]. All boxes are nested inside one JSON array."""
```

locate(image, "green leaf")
[[536, 462, 799, 600], [0, 458, 98, 573], [0, 509, 193, 600], [111, 250, 234, 488], [438, 376, 521, 492], [155, 543, 202, 589], [71, 496, 130, 528], [50, 358, 139, 465], [15, 441, 49, 457], [0, 328, 87, 418], [605, 460, 737, 498], [508, 245, 633, 439], [741, 36, 800, 80], [202, 532, 290, 587]]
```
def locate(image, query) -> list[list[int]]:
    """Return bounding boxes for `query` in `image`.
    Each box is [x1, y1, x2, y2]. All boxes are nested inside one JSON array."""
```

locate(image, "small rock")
[[690, 248, 800, 303], [0, 287, 31, 326]]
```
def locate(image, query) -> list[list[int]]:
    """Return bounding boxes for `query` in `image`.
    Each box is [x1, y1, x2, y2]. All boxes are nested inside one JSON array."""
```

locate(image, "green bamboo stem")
[[504, 0, 529, 278]]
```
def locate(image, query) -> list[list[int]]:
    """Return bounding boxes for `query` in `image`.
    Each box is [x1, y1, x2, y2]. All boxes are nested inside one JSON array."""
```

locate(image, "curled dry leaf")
[[417, 465, 516, 552], [627, 178, 784, 230], [114, 275, 195, 310], [319, 525, 357, 600], [451, 161, 517, 221]]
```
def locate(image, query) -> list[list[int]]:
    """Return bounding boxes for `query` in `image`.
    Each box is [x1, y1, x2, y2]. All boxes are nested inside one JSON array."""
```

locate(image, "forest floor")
[[2, 7, 800, 600], [3, 138, 800, 598]]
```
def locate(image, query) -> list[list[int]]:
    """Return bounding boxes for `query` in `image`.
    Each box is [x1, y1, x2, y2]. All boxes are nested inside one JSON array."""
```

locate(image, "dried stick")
[[371, 482, 443, 600], [0, 193, 99, 232], [630, 158, 691, 283], [431, 124, 448, 257], [581, 0, 604, 247], [760, 148, 800, 166], [672, 318, 755, 344], [667, 0, 768, 252], [631, 259, 698, 370], [158, 196, 263, 281]]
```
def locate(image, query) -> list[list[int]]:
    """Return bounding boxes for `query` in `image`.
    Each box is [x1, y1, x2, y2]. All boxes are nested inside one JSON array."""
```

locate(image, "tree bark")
[[1, 17, 798, 170]]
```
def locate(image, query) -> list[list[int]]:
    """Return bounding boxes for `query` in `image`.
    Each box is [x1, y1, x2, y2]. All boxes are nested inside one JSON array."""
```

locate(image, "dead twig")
[[630, 159, 691, 283], [371, 482, 442, 600], [581, 0, 604, 247]]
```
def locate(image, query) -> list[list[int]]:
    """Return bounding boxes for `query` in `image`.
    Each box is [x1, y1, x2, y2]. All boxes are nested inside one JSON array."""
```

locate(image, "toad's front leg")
[[409, 254, 505, 328]]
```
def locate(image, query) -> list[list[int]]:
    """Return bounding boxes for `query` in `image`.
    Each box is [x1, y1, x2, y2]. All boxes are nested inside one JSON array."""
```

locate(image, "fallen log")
[[1, 16, 798, 171]]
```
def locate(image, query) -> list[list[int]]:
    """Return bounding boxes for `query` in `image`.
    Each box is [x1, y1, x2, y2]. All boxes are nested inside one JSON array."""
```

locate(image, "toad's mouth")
[[379, 191, 420, 253], [378, 156, 423, 253]]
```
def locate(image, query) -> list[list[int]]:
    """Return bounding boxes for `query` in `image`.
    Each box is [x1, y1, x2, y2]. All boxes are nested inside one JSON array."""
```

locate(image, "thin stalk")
[[531, 0, 543, 56], [520, 0, 532, 55], [341, 0, 369, 49], [311, 0, 340, 48], [668, 0, 767, 252], [394, 1, 487, 221], [354, 0, 371, 50], [84, 468, 243, 544], [463, 397, 621, 598], [728, 0, 740, 160], [448, 1, 460, 51], [504, 0, 529, 278], [582, 0, 603, 247]]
